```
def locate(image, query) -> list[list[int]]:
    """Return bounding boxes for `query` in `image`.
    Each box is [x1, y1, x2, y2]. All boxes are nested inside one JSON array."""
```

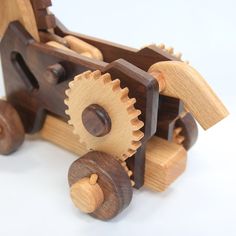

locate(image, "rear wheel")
[[0, 100, 25, 155]]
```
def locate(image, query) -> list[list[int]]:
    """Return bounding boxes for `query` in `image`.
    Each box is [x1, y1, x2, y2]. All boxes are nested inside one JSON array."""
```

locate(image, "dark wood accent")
[[156, 95, 184, 140], [68, 151, 133, 220], [82, 104, 111, 137], [55, 19, 181, 72], [30, 0, 56, 30], [0, 100, 25, 155], [174, 112, 198, 150]]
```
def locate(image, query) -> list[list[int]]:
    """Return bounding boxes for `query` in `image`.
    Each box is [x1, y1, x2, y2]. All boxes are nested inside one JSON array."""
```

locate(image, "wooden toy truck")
[[0, 0, 228, 220]]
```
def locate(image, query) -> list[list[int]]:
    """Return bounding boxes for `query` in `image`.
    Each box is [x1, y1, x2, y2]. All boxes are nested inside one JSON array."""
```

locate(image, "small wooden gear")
[[64, 70, 144, 161]]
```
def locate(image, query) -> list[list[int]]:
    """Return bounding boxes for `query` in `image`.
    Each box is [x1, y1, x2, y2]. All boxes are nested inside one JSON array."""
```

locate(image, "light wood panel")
[[0, 0, 39, 41], [40, 115, 187, 192]]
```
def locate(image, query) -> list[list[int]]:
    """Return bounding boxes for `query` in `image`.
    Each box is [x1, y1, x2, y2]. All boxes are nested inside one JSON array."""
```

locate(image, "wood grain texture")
[[0, 0, 39, 41], [40, 115, 187, 192], [68, 151, 133, 220], [70, 176, 104, 213], [148, 61, 229, 130], [0, 100, 25, 155], [145, 136, 187, 192]]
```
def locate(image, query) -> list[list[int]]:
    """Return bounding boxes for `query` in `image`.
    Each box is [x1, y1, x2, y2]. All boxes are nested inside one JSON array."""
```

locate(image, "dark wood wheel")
[[0, 100, 25, 155], [68, 151, 133, 220]]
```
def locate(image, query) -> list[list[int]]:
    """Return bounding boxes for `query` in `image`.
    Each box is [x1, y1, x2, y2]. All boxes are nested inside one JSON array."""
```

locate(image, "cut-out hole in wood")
[[11, 52, 39, 91]]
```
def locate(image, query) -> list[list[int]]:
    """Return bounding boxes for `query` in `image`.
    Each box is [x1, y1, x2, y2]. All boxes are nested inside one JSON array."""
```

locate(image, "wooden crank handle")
[[148, 61, 229, 130]]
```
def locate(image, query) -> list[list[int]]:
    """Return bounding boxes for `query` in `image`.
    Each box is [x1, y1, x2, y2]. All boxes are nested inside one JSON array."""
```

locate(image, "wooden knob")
[[82, 104, 111, 137], [70, 175, 104, 213]]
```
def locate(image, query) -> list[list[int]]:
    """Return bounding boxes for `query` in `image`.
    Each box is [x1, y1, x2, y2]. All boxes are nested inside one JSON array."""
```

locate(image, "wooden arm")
[[148, 61, 229, 130]]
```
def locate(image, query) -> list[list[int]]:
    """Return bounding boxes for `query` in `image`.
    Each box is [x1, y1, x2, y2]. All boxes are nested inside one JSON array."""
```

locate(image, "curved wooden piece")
[[0, 100, 25, 155], [148, 61, 229, 130], [68, 151, 133, 220], [0, 0, 39, 41]]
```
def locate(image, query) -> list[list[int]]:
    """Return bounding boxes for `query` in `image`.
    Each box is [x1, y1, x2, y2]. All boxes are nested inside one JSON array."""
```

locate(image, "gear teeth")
[[133, 130, 144, 141], [155, 43, 187, 62], [126, 98, 136, 108], [127, 149, 136, 157], [110, 79, 121, 91], [174, 127, 183, 135], [83, 70, 92, 79], [65, 89, 71, 97], [175, 52, 182, 59], [120, 88, 129, 100], [129, 109, 141, 119], [131, 119, 144, 130], [101, 73, 112, 84], [90, 70, 101, 79], [68, 81, 74, 88], [156, 43, 165, 49], [166, 47, 174, 54], [65, 109, 70, 115], [128, 170, 133, 177], [64, 98, 69, 106], [68, 119, 73, 125], [131, 140, 142, 149], [176, 135, 185, 144], [121, 154, 128, 161]]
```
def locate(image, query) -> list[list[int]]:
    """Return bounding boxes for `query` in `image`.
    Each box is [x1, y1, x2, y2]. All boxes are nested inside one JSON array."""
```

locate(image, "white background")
[[0, 0, 235, 235]]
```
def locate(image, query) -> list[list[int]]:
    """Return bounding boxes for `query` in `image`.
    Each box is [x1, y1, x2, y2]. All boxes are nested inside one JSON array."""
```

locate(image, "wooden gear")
[[65, 70, 144, 161], [0, 0, 228, 221]]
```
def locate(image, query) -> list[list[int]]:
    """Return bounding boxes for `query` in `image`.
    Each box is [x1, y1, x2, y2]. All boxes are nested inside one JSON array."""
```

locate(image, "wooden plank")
[[39, 115, 187, 192]]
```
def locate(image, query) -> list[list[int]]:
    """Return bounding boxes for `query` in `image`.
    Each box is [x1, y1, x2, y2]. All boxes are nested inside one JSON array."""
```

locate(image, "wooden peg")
[[70, 177, 104, 213], [89, 174, 98, 185]]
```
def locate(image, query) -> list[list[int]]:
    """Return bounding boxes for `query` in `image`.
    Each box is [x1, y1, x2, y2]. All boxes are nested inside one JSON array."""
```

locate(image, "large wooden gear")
[[64, 70, 144, 161]]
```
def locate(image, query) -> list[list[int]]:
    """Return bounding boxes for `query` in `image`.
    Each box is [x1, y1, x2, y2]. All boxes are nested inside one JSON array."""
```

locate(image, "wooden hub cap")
[[70, 175, 104, 213], [82, 104, 111, 137]]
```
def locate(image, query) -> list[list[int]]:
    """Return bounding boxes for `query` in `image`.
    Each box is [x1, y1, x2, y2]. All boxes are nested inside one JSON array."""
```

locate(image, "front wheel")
[[68, 151, 133, 221]]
